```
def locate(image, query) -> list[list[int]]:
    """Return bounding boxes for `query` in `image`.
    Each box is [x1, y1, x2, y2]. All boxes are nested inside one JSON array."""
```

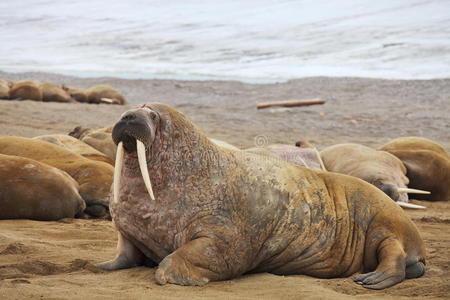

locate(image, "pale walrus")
[[0, 79, 13, 99], [9, 80, 43, 101], [245, 144, 325, 171], [96, 103, 425, 290], [0, 154, 85, 220], [320, 143, 429, 209], [0, 137, 113, 218], [379, 137, 450, 202], [33, 134, 114, 165], [39, 81, 76, 103]]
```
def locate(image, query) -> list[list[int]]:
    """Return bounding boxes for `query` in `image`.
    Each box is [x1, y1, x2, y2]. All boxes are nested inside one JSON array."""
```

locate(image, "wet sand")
[[0, 71, 449, 299]]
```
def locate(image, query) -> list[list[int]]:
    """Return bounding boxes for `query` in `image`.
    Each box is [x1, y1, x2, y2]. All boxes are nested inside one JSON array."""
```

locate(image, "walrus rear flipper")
[[355, 235, 426, 290], [405, 261, 425, 279]]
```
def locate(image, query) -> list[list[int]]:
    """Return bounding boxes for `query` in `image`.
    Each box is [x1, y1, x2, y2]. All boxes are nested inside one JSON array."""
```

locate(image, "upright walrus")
[[0, 154, 85, 220], [0, 136, 113, 218], [96, 103, 426, 290], [379, 137, 450, 202]]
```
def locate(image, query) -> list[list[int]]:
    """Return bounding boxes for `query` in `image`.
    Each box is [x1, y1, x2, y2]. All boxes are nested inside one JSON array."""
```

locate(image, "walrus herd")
[[0, 79, 127, 105], [0, 102, 449, 290]]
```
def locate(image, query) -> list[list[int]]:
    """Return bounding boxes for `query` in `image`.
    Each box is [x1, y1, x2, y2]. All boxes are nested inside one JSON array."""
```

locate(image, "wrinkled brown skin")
[[0, 79, 12, 99], [320, 143, 410, 203], [0, 137, 113, 218], [97, 103, 425, 290], [33, 134, 114, 165], [39, 81, 76, 103], [246, 144, 323, 170], [69, 126, 117, 161], [9, 80, 43, 101], [379, 137, 450, 201], [0, 154, 85, 220]]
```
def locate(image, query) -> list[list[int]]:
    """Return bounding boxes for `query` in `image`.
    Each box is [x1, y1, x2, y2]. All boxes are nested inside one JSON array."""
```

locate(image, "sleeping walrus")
[[39, 81, 76, 103], [9, 80, 43, 101], [33, 134, 113, 165], [69, 126, 117, 161], [0, 137, 113, 218], [96, 103, 425, 290], [0, 79, 13, 99], [0, 154, 85, 220], [63, 85, 127, 104], [379, 137, 450, 202], [320, 143, 429, 209]]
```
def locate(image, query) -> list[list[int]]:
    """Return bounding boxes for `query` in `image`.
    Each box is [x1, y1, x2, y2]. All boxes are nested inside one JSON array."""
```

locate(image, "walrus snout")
[[377, 182, 402, 202], [112, 108, 157, 152]]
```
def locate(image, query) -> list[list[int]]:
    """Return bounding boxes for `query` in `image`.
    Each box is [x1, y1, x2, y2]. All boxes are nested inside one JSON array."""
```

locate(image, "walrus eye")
[[150, 112, 158, 121]]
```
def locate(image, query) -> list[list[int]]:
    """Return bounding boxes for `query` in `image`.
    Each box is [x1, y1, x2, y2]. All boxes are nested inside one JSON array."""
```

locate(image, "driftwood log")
[[257, 99, 326, 109]]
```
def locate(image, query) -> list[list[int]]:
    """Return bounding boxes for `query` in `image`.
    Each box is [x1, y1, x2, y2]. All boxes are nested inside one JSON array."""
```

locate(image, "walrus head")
[[372, 179, 429, 209], [112, 106, 161, 203]]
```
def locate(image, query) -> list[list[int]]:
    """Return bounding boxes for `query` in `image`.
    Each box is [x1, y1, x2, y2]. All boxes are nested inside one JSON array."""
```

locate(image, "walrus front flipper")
[[354, 238, 407, 290], [155, 237, 236, 286], [95, 232, 144, 271]]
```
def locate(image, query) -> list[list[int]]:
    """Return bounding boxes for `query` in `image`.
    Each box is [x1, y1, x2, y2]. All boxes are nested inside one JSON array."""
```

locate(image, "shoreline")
[[1, 70, 449, 150]]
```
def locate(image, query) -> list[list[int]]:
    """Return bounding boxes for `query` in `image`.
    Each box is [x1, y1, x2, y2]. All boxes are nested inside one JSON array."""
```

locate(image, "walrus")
[[0, 154, 85, 220], [320, 143, 429, 209], [63, 85, 126, 104], [39, 81, 75, 103], [245, 144, 325, 170], [96, 103, 426, 290], [0, 137, 113, 218], [9, 80, 43, 101], [379, 137, 450, 202], [33, 134, 114, 165], [69, 126, 117, 161], [0, 79, 13, 99], [62, 85, 88, 103]]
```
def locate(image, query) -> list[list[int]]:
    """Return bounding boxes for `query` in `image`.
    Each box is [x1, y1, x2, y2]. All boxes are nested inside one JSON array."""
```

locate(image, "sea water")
[[0, 0, 449, 82]]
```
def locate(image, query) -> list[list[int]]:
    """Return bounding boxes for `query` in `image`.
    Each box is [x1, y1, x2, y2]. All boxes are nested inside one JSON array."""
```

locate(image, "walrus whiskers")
[[113, 142, 124, 204], [136, 140, 155, 201], [397, 201, 426, 209], [397, 187, 431, 194]]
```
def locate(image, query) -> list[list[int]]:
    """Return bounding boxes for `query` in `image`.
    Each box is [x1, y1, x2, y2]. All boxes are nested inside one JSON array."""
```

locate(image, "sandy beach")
[[0, 71, 449, 299]]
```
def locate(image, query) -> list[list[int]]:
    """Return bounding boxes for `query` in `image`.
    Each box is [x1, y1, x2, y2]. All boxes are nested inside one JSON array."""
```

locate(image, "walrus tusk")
[[314, 148, 327, 171], [113, 142, 124, 204], [397, 188, 431, 194], [136, 140, 155, 201], [397, 201, 426, 209], [100, 98, 114, 103]]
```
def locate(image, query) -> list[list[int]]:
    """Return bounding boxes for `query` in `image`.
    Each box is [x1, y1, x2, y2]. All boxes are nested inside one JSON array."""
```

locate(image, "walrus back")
[[0, 154, 85, 220]]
